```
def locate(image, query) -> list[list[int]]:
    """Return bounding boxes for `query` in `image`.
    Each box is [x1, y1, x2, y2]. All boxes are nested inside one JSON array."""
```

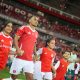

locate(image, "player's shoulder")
[[43, 47, 47, 51], [9, 36, 13, 40], [35, 30, 38, 33], [42, 47, 46, 49], [38, 47, 43, 51], [0, 32, 12, 40], [0, 32, 5, 37], [19, 25, 28, 30], [53, 50, 56, 55], [0, 32, 2, 35]]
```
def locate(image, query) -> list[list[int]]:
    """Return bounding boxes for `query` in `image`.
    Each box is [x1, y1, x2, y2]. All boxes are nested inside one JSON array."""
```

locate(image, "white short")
[[41, 72, 53, 80], [33, 61, 52, 80], [10, 58, 34, 75], [33, 61, 42, 80]]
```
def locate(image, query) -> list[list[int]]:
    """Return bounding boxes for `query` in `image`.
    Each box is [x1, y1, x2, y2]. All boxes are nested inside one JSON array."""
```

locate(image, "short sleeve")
[[54, 61, 60, 70], [36, 48, 43, 55], [10, 37, 13, 47], [16, 26, 25, 37]]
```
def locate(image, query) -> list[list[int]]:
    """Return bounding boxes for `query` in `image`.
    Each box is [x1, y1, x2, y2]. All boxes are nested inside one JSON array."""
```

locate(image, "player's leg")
[[23, 61, 34, 80], [25, 72, 33, 80], [33, 61, 42, 80], [10, 58, 24, 80], [44, 72, 53, 80], [10, 74, 18, 80]]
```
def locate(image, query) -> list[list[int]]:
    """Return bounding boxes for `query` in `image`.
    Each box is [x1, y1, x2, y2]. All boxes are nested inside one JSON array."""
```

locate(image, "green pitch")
[[0, 68, 26, 80]]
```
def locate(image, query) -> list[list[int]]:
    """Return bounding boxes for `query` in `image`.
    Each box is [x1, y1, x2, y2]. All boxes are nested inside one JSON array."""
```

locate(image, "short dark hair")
[[62, 50, 71, 55]]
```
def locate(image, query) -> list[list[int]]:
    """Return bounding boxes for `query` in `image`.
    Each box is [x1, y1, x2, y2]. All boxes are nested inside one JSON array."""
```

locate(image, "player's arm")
[[14, 34, 24, 56], [51, 66, 56, 78], [14, 34, 20, 51], [51, 58, 56, 77], [9, 47, 16, 55], [34, 48, 43, 61], [34, 43, 37, 55], [54, 61, 60, 70], [52, 61, 60, 78], [14, 26, 25, 56], [51, 63, 56, 74], [33, 44, 38, 62]]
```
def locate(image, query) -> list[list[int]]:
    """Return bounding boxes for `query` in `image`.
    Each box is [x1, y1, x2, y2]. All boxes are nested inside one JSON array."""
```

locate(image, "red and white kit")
[[0, 32, 12, 70]]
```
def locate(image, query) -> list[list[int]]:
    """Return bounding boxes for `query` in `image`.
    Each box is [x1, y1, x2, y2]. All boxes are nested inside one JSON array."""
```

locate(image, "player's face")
[[48, 39, 55, 49], [29, 16, 39, 27], [4, 23, 13, 34], [63, 52, 70, 59]]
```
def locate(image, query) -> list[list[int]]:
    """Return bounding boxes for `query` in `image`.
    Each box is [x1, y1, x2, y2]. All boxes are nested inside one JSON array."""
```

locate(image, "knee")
[[11, 74, 18, 80]]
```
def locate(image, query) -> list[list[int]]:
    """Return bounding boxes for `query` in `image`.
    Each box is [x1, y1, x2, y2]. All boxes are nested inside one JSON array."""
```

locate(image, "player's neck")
[[2, 31, 10, 36], [31, 26, 35, 30], [47, 46, 52, 51], [63, 58, 68, 62], [29, 24, 35, 31]]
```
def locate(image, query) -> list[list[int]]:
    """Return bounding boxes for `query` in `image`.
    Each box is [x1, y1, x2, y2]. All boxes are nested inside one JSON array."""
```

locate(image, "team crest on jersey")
[[35, 34, 38, 38], [44, 52, 47, 54], [28, 32, 31, 34], [62, 65, 64, 67], [1, 39, 4, 42]]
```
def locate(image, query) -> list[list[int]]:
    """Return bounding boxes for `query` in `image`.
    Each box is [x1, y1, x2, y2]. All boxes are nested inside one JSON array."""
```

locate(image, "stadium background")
[[0, 0, 80, 80]]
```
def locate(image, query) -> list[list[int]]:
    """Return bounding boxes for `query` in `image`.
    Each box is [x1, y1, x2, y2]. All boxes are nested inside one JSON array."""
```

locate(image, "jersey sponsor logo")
[[1, 39, 4, 42], [62, 65, 64, 67], [35, 34, 38, 38], [51, 54, 54, 57], [44, 52, 47, 54], [28, 32, 31, 35]]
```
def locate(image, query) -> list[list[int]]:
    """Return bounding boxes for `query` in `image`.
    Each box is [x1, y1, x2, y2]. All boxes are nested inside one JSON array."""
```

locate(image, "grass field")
[[0, 68, 26, 80]]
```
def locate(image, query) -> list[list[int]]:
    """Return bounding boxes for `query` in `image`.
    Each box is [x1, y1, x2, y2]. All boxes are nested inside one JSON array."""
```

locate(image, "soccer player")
[[10, 15, 39, 80], [53, 51, 71, 80], [34, 37, 56, 80], [0, 21, 13, 71]]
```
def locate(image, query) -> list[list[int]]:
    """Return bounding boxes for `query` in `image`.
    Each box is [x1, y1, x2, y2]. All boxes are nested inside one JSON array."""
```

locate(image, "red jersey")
[[38, 47, 56, 72], [53, 58, 69, 80], [16, 25, 38, 61], [0, 32, 12, 70]]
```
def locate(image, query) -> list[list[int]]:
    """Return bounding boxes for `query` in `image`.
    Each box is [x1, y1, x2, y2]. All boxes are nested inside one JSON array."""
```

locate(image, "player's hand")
[[17, 49, 24, 56], [54, 73, 56, 78], [33, 54, 39, 62], [53, 72, 56, 78]]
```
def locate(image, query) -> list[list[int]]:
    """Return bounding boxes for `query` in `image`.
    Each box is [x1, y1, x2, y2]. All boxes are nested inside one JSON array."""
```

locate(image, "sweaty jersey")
[[0, 32, 12, 70], [36, 47, 56, 72], [53, 58, 69, 80], [16, 25, 38, 61]]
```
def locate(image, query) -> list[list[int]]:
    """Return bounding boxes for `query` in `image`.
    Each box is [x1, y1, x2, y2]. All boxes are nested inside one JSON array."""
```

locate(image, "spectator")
[[67, 48, 78, 80]]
